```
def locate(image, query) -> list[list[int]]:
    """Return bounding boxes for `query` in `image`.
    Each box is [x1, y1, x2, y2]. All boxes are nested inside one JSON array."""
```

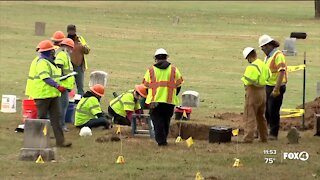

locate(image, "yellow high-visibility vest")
[[78, 35, 89, 70], [32, 58, 61, 99], [109, 90, 141, 117], [241, 59, 271, 87], [25, 56, 39, 98], [143, 64, 183, 105], [75, 96, 102, 126], [55, 48, 75, 90], [264, 50, 288, 86]]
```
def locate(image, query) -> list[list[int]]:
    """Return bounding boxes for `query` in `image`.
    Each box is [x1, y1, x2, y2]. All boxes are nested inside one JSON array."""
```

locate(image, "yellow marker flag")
[[183, 110, 187, 118], [186, 137, 194, 147], [195, 171, 204, 180], [35, 155, 44, 164], [175, 136, 183, 143], [116, 155, 125, 164], [43, 126, 47, 136], [116, 125, 121, 135], [287, 65, 305, 72], [232, 129, 239, 136], [233, 158, 241, 167]]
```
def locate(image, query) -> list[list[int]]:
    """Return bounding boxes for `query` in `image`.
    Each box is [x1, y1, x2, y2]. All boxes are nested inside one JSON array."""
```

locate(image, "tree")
[[316, 0, 320, 18]]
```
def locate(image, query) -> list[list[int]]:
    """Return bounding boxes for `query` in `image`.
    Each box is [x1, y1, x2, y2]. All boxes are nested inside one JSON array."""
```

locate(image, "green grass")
[[0, 1, 319, 179]]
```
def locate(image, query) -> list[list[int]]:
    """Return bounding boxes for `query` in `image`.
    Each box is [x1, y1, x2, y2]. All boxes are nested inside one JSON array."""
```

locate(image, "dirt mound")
[[281, 97, 320, 130], [214, 97, 320, 130], [213, 112, 243, 123]]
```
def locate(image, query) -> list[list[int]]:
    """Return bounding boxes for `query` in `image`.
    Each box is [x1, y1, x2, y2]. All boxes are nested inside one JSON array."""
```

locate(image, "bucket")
[[174, 106, 192, 120], [1, 95, 17, 113], [22, 99, 38, 123], [65, 102, 75, 123]]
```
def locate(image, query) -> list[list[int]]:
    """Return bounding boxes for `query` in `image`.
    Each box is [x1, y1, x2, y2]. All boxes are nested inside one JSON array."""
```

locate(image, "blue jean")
[[74, 65, 84, 96], [76, 117, 109, 129], [59, 91, 69, 128]]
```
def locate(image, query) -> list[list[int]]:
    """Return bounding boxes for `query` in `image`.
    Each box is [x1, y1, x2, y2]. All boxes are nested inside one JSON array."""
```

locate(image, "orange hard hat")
[[35, 41, 41, 52], [51, 31, 65, 42], [90, 84, 105, 97], [135, 84, 147, 98], [38, 40, 54, 53], [60, 38, 74, 48]]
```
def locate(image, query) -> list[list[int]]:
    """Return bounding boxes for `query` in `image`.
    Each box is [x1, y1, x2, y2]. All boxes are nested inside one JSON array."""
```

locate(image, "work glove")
[[57, 85, 66, 93], [271, 89, 280, 97]]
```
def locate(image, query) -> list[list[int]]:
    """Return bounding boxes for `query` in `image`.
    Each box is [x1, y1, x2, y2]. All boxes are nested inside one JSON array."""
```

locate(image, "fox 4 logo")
[[283, 151, 309, 161]]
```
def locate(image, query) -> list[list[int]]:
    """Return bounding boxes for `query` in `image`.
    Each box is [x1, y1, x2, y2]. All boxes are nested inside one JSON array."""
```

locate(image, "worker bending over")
[[108, 84, 147, 126]]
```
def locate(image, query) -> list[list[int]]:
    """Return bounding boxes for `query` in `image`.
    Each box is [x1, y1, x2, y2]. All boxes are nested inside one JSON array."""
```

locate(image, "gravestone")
[[282, 38, 297, 56], [182, 91, 200, 107], [20, 119, 55, 161], [89, 71, 108, 88], [35, 22, 46, 36]]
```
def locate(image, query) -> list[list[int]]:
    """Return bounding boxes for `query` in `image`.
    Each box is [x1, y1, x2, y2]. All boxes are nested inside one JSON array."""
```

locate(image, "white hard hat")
[[154, 48, 168, 56], [242, 47, 255, 59], [259, 34, 274, 47], [79, 126, 92, 137]]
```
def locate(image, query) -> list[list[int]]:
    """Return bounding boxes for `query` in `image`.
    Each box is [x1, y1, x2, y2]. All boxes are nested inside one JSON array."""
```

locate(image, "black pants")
[[34, 97, 65, 145], [108, 106, 131, 126], [265, 85, 286, 137], [76, 117, 109, 129], [150, 103, 175, 145]]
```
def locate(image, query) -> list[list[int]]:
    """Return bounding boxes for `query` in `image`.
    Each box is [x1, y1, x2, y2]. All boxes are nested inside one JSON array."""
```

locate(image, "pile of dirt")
[[281, 97, 320, 130], [213, 97, 320, 130]]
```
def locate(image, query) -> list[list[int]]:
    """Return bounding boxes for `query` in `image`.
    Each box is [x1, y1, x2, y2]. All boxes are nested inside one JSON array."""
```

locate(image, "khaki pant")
[[243, 86, 268, 142]]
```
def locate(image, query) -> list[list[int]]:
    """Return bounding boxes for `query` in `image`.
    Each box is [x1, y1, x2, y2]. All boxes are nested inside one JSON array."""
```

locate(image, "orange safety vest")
[[265, 50, 288, 86], [143, 65, 183, 105]]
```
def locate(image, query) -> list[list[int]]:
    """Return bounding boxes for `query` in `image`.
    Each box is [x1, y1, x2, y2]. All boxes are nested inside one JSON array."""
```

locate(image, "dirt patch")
[[212, 97, 320, 130], [169, 122, 212, 140], [281, 97, 320, 130]]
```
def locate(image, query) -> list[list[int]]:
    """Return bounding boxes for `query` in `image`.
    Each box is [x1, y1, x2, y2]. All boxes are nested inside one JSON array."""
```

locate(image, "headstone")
[[0, 95, 16, 113], [182, 91, 200, 107], [287, 127, 300, 144], [20, 119, 55, 161], [89, 71, 108, 88], [282, 37, 297, 56], [35, 22, 46, 36]]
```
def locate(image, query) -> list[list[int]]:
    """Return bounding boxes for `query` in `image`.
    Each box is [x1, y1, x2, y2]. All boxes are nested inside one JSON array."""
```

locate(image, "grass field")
[[0, 1, 319, 180]]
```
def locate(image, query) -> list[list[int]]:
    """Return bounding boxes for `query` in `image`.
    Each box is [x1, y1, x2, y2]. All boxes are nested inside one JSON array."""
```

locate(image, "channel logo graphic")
[[283, 151, 309, 161]]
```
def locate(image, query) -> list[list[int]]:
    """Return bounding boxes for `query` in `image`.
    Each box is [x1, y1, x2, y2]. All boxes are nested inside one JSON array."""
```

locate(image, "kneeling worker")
[[75, 84, 111, 129], [108, 84, 147, 126]]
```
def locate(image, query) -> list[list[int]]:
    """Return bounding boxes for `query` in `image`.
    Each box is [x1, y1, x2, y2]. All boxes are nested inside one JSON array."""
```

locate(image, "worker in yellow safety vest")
[[25, 41, 43, 98], [51, 31, 65, 50], [241, 47, 271, 143], [75, 84, 111, 129], [108, 84, 147, 126], [259, 34, 288, 140], [32, 40, 71, 147], [67, 24, 90, 96], [142, 48, 184, 146], [55, 38, 75, 132]]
